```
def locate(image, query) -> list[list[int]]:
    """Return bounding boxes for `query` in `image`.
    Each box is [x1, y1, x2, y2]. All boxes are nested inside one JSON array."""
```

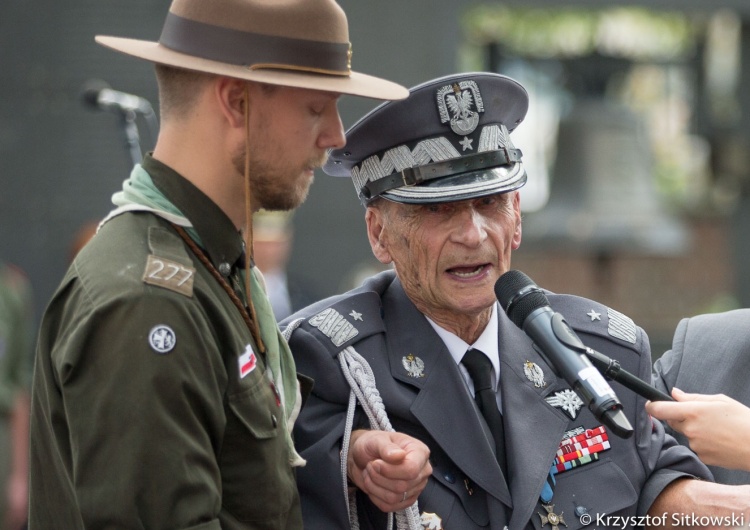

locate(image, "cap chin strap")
[[359, 148, 522, 202]]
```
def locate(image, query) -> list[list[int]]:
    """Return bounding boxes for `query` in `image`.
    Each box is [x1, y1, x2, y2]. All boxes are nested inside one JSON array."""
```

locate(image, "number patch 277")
[[142, 255, 195, 297]]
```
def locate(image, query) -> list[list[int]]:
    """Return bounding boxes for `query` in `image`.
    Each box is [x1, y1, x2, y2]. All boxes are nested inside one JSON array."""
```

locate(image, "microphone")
[[81, 79, 153, 114], [495, 270, 634, 439]]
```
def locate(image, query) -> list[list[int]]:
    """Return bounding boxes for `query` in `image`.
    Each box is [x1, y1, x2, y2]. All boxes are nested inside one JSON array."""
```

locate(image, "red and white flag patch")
[[239, 345, 257, 379]]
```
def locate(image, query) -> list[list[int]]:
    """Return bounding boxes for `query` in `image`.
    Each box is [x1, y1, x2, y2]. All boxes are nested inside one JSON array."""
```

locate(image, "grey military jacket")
[[284, 271, 710, 530]]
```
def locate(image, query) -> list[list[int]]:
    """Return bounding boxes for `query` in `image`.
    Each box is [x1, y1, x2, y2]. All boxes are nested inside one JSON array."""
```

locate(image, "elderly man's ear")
[[510, 192, 522, 250], [365, 207, 392, 264], [513, 218, 522, 249]]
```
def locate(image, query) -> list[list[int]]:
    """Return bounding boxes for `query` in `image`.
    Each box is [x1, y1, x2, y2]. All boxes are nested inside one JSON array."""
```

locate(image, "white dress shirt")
[[425, 303, 502, 411]]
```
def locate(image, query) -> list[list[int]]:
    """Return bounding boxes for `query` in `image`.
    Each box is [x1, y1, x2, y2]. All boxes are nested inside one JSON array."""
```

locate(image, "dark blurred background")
[[3, 0, 750, 356]]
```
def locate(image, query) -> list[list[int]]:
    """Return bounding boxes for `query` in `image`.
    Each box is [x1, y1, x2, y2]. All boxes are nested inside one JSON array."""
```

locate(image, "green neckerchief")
[[108, 164, 304, 466], [246, 266, 305, 465], [112, 164, 201, 245]]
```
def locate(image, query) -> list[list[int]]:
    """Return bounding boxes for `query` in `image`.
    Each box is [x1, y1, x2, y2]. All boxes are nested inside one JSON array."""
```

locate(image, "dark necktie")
[[461, 348, 508, 477]]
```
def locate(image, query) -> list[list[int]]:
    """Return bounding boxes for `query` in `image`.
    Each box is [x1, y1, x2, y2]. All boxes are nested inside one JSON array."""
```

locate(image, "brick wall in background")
[[512, 217, 735, 357]]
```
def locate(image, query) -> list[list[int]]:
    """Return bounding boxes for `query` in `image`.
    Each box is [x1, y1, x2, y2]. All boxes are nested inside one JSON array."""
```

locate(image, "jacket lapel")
[[497, 312, 571, 529], [382, 280, 511, 506]]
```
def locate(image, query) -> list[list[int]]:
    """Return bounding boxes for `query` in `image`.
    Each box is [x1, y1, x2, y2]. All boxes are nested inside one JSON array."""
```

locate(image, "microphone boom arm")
[[582, 347, 674, 402]]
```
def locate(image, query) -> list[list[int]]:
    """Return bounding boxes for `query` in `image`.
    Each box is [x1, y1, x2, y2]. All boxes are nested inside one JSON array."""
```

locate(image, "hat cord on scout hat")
[[243, 84, 265, 356]]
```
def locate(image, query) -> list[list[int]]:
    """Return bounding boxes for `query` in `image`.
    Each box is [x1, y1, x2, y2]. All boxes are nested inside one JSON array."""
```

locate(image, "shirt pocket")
[[529, 458, 638, 530], [227, 371, 280, 439], [221, 369, 296, 523]]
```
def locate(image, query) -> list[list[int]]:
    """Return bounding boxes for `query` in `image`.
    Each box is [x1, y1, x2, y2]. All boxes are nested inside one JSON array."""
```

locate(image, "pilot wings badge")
[[436, 80, 484, 136], [545, 389, 584, 420]]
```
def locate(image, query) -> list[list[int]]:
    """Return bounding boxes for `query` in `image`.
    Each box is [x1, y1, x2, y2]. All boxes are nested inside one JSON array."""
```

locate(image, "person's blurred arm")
[[2, 265, 33, 530], [6, 391, 29, 530], [646, 388, 750, 472]]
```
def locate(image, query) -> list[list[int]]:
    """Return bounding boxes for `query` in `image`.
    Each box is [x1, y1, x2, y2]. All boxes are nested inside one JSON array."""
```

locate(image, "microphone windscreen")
[[495, 270, 549, 327], [80, 79, 110, 109]]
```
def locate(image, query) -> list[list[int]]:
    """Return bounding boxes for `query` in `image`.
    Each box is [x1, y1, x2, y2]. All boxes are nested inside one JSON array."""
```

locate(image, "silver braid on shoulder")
[[281, 318, 305, 342], [338, 345, 422, 530]]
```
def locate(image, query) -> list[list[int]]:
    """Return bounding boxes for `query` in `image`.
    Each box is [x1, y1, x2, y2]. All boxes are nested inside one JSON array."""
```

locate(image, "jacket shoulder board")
[[547, 293, 640, 350], [286, 291, 385, 353]]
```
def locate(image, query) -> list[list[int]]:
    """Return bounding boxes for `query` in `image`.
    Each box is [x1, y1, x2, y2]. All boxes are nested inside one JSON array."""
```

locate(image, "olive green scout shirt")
[[29, 157, 302, 530]]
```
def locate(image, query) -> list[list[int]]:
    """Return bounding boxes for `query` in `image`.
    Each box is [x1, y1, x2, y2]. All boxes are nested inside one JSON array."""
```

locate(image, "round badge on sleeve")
[[149, 325, 176, 354]]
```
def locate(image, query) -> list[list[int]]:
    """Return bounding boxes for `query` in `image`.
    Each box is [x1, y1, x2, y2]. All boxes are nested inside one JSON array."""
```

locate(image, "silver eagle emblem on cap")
[[436, 80, 484, 136]]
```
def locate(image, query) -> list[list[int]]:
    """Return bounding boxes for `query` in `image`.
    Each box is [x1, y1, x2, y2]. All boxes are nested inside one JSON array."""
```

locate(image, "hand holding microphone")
[[495, 270, 634, 438]]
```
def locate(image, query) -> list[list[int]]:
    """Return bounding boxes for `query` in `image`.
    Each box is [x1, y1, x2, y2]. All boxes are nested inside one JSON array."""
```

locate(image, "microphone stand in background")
[[81, 79, 159, 168], [119, 107, 144, 168]]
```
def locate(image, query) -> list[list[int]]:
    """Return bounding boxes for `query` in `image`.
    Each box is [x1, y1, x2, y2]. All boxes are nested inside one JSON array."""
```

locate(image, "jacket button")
[[444, 472, 455, 484]]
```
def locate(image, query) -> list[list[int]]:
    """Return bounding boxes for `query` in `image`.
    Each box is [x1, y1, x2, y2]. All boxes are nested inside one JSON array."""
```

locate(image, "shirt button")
[[271, 414, 278, 428]]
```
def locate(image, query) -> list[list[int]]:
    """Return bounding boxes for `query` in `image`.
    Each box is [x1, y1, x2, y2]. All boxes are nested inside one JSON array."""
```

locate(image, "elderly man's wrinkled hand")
[[347, 429, 432, 513]]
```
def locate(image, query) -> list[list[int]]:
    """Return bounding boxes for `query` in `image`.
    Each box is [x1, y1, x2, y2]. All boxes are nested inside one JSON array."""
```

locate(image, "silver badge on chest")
[[402, 354, 425, 378], [420, 512, 442, 529], [524, 360, 546, 388]]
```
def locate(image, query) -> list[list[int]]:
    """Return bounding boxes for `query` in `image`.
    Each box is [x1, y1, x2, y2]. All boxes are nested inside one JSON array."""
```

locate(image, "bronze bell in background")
[[521, 99, 689, 256]]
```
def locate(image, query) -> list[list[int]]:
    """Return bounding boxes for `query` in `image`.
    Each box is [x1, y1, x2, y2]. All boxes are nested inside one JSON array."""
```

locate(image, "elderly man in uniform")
[[282, 72, 750, 529], [28, 0, 408, 529]]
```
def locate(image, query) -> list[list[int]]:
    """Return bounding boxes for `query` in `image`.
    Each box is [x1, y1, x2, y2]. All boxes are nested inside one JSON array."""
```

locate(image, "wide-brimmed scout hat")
[[324, 72, 529, 204], [95, 0, 407, 100]]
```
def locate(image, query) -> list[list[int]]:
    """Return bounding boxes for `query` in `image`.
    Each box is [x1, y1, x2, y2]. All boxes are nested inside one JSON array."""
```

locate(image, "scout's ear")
[[214, 77, 248, 129]]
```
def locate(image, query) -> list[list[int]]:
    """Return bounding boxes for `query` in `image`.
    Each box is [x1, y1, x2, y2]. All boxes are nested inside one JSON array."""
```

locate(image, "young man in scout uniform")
[[28, 1, 407, 528], [282, 72, 750, 529]]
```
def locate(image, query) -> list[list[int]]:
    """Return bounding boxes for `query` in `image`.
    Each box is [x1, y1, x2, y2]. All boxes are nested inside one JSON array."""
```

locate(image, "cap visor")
[[383, 164, 527, 204]]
